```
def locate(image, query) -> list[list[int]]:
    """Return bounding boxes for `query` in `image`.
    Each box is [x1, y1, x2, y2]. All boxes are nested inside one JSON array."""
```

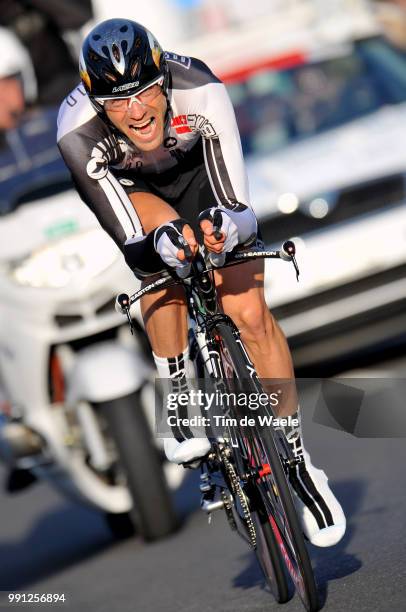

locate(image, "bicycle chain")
[[220, 490, 237, 532], [221, 449, 256, 548]]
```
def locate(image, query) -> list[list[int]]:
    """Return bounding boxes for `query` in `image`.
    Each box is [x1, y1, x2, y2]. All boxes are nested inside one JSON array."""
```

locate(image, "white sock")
[[153, 346, 191, 392], [153, 346, 193, 441]]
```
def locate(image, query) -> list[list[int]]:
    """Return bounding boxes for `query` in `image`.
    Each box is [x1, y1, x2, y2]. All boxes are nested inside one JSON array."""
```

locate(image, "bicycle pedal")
[[182, 458, 202, 470], [201, 498, 226, 513]]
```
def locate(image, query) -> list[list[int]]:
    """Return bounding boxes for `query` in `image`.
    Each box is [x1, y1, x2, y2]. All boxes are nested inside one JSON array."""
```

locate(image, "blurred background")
[[0, 1, 405, 611]]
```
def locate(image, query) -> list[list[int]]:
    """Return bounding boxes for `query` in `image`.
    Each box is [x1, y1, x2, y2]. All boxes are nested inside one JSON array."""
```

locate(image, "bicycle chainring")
[[221, 448, 256, 548]]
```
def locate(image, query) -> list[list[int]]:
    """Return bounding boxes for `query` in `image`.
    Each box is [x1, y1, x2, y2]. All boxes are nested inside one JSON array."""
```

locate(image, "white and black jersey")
[[57, 53, 252, 252]]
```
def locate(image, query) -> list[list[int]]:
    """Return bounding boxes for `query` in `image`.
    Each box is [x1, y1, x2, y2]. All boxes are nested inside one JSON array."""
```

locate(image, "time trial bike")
[[116, 238, 319, 612]]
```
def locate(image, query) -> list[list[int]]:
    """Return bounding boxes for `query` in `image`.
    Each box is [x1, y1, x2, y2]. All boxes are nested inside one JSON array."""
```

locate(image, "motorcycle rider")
[[57, 18, 346, 547], [0, 26, 37, 133]]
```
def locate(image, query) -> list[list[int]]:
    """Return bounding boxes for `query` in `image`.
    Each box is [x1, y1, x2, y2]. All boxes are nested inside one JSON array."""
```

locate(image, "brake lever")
[[281, 240, 300, 282], [116, 293, 134, 335], [292, 255, 300, 282], [179, 236, 193, 260], [212, 209, 223, 241]]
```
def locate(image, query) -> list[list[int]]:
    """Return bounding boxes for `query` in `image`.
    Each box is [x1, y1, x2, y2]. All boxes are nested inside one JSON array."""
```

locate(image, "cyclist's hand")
[[200, 218, 226, 254], [154, 219, 198, 274], [176, 223, 198, 261], [199, 205, 258, 255], [199, 208, 238, 254]]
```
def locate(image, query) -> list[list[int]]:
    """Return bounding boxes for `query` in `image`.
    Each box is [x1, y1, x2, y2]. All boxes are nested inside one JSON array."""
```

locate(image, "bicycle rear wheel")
[[213, 319, 319, 612]]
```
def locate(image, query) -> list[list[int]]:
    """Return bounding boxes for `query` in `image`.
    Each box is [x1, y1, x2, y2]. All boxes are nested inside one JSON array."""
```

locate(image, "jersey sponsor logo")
[[187, 114, 216, 137], [124, 151, 143, 171], [171, 114, 191, 135], [86, 157, 108, 180], [119, 178, 135, 186], [112, 81, 140, 93], [163, 136, 178, 148], [66, 86, 87, 107], [164, 52, 191, 69]]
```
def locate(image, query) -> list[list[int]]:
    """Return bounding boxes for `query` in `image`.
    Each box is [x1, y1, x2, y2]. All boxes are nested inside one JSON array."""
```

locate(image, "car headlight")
[[9, 229, 121, 288], [303, 191, 338, 219]]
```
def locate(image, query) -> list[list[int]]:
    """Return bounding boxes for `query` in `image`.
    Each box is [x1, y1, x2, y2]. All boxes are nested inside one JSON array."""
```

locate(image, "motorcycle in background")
[[0, 109, 179, 540]]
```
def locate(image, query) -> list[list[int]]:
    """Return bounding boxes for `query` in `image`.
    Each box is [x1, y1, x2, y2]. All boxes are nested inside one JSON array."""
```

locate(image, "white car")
[[224, 35, 406, 369]]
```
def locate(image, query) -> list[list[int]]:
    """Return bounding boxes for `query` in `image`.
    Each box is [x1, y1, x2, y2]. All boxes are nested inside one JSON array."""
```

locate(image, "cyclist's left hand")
[[199, 208, 239, 254]]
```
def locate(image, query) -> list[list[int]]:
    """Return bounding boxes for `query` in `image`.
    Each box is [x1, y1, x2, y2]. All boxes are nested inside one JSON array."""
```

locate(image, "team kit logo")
[[164, 52, 191, 69], [171, 114, 216, 138], [86, 157, 108, 180], [118, 178, 135, 186]]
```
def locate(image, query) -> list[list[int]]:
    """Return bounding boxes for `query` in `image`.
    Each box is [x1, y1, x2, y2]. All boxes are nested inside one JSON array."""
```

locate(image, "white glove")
[[199, 205, 257, 252], [154, 219, 192, 277]]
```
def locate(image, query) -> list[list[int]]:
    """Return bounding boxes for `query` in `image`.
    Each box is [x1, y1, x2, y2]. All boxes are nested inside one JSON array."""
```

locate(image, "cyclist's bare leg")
[[128, 192, 188, 357], [128, 193, 212, 463], [218, 261, 346, 545], [214, 259, 297, 416]]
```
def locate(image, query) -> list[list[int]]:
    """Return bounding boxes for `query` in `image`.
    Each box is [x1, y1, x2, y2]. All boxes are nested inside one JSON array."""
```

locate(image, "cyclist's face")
[[105, 86, 167, 152]]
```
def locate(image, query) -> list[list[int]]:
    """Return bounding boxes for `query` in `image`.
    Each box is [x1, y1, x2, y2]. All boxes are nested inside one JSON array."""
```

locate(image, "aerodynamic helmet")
[[79, 18, 168, 112]]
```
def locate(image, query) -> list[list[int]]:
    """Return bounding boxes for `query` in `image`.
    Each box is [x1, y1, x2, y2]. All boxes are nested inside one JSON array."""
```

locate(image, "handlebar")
[[115, 240, 299, 323]]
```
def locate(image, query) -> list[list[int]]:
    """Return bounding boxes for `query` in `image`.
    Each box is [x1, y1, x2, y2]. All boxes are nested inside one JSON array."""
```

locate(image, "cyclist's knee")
[[229, 298, 273, 342]]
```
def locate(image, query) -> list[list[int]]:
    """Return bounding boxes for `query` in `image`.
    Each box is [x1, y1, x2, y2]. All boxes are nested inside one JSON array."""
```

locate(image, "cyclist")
[[57, 18, 346, 547]]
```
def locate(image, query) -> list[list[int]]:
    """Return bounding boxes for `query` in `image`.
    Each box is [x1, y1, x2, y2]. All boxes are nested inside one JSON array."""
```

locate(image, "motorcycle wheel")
[[96, 391, 180, 541]]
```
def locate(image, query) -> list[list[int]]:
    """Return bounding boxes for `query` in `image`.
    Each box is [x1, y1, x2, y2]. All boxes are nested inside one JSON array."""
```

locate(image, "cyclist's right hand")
[[154, 219, 198, 276]]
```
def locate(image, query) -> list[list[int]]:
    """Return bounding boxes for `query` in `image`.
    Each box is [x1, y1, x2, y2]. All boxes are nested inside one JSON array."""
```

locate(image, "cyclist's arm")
[[57, 120, 143, 252], [193, 75, 257, 241]]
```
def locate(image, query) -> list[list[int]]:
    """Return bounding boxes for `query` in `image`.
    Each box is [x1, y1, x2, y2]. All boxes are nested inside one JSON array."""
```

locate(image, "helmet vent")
[[130, 59, 139, 78], [105, 71, 117, 82], [120, 25, 128, 33], [108, 41, 125, 75], [89, 50, 100, 62], [93, 34, 101, 41], [112, 43, 121, 62], [121, 40, 128, 55]]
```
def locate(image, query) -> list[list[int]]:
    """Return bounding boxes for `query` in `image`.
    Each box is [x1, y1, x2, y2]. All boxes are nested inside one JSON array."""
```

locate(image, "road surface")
[[1, 357, 405, 611]]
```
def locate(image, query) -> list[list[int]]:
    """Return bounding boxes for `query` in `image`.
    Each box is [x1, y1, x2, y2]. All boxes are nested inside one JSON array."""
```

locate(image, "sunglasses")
[[95, 76, 164, 112]]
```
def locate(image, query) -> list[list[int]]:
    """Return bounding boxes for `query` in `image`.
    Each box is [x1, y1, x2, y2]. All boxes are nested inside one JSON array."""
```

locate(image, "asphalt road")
[[1, 357, 406, 612]]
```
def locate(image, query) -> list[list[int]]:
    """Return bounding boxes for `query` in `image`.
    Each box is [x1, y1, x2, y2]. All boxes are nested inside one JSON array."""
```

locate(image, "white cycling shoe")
[[164, 432, 346, 548], [164, 437, 211, 464], [288, 448, 346, 547]]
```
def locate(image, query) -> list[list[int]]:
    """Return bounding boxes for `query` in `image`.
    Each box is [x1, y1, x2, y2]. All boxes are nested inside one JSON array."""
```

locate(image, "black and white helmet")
[[79, 18, 168, 112]]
